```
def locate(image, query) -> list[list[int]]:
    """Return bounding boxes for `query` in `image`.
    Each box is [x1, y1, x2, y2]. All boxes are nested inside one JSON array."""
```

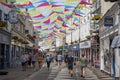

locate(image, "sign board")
[[80, 41, 91, 49], [104, 17, 113, 27]]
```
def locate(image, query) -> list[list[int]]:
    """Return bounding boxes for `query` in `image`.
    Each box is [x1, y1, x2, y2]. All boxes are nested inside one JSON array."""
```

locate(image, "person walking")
[[32, 53, 38, 71], [66, 51, 74, 77], [20, 52, 27, 71], [57, 53, 62, 67], [38, 54, 43, 68], [80, 54, 87, 78], [46, 55, 51, 70]]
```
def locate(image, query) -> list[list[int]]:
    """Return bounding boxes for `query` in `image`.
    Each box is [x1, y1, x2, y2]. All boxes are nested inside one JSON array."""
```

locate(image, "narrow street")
[[0, 61, 114, 80], [0, 0, 120, 80]]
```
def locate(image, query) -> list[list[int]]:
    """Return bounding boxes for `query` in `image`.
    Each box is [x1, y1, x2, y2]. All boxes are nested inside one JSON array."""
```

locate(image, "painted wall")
[[101, 0, 115, 16]]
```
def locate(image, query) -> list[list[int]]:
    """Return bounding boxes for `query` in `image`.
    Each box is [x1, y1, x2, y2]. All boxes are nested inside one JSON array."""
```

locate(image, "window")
[[0, 10, 2, 21]]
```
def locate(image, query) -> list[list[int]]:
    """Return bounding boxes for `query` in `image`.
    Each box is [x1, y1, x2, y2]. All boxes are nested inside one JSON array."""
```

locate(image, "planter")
[[91, 14, 101, 20], [86, 35, 91, 40], [0, 21, 7, 27], [17, 38, 24, 43]]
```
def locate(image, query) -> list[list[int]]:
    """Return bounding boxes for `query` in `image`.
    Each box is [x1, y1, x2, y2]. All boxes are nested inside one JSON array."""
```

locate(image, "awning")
[[111, 35, 120, 48]]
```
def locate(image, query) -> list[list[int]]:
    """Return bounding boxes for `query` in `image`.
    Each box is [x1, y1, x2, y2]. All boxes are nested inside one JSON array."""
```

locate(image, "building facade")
[[0, 2, 11, 69], [99, 1, 119, 77]]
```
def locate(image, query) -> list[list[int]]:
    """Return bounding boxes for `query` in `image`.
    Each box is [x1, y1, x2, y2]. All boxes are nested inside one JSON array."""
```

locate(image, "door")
[[0, 44, 5, 69], [6, 45, 10, 68]]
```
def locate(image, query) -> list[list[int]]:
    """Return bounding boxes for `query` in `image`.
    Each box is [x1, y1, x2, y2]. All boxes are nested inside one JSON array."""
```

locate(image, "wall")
[[101, 0, 115, 16]]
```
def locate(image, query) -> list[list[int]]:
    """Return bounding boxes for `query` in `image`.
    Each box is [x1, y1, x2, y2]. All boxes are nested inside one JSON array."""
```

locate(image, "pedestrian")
[[64, 54, 68, 66], [32, 53, 38, 71], [20, 52, 27, 71], [80, 54, 87, 78], [45, 55, 51, 70], [28, 53, 32, 68], [57, 52, 62, 67], [66, 51, 74, 77], [25, 52, 29, 68], [38, 54, 43, 68]]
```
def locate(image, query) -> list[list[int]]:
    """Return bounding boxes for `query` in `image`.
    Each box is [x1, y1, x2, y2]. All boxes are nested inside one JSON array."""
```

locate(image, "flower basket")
[[22, 41, 29, 44], [12, 36, 18, 40], [0, 21, 7, 27], [27, 34, 34, 41], [71, 42, 73, 44], [86, 35, 91, 39], [92, 0, 96, 4], [91, 14, 101, 20], [17, 38, 24, 43]]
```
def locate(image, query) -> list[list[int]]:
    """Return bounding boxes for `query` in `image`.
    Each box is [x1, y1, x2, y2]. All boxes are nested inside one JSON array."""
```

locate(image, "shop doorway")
[[0, 44, 5, 69]]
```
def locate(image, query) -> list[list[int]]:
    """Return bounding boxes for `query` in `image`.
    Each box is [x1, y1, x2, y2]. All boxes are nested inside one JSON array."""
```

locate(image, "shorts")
[[68, 64, 73, 70], [81, 65, 86, 70], [22, 62, 26, 66], [32, 61, 35, 65]]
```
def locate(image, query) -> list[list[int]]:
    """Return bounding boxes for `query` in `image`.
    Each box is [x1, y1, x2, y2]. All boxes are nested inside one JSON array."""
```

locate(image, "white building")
[[99, 1, 120, 77]]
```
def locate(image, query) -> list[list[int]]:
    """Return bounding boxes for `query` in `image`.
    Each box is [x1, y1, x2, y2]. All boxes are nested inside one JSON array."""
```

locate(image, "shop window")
[[0, 10, 2, 21], [4, 13, 8, 21]]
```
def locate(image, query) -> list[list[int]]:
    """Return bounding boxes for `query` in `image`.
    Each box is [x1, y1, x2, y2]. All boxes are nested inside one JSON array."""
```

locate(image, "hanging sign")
[[104, 17, 113, 27]]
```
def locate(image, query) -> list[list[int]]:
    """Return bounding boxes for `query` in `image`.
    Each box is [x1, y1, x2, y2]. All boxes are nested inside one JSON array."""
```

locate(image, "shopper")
[[20, 52, 27, 71], [80, 54, 87, 78], [46, 55, 51, 70], [57, 53, 62, 67], [32, 53, 38, 71], [66, 51, 74, 77], [38, 54, 43, 68]]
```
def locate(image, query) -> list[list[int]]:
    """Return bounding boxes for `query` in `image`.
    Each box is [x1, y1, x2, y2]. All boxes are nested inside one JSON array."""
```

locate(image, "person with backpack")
[[66, 51, 74, 77], [46, 55, 51, 70]]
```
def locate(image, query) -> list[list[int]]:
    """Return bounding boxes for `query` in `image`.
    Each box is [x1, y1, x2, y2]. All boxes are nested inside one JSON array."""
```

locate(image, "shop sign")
[[104, 17, 113, 27], [80, 41, 91, 49], [69, 44, 79, 51], [72, 44, 79, 51]]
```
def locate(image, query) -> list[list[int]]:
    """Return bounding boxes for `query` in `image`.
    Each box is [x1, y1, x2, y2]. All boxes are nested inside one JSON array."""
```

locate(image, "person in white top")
[[57, 53, 62, 67], [32, 53, 38, 70], [20, 53, 27, 71]]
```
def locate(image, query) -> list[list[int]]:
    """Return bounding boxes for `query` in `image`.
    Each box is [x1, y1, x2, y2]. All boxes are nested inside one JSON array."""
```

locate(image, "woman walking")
[[38, 54, 43, 68]]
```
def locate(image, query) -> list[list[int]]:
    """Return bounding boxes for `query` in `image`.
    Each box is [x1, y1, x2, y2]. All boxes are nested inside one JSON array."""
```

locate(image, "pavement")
[[0, 61, 114, 80], [91, 67, 114, 80], [0, 65, 35, 80]]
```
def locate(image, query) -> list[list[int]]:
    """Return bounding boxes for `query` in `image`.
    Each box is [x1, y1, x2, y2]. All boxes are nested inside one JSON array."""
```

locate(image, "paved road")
[[24, 62, 60, 80]]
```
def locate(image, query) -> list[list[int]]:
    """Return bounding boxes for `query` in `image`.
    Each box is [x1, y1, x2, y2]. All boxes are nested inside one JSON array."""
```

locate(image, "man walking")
[[66, 51, 74, 77], [46, 55, 51, 70]]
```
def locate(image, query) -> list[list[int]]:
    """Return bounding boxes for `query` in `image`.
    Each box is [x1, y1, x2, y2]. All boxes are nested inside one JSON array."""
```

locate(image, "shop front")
[[80, 40, 91, 63], [98, 3, 119, 76], [68, 44, 80, 61], [0, 29, 11, 69]]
